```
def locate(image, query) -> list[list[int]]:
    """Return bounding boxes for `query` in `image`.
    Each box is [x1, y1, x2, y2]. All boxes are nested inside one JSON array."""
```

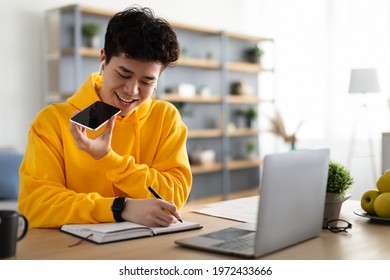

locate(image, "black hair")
[[104, 6, 180, 70]]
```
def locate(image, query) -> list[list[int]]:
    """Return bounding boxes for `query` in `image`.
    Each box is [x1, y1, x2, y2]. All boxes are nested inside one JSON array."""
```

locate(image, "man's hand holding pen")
[[120, 189, 183, 227], [148, 186, 183, 223]]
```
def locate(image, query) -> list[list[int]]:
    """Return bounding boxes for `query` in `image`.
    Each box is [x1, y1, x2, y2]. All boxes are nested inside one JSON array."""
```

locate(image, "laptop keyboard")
[[212, 233, 255, 252]]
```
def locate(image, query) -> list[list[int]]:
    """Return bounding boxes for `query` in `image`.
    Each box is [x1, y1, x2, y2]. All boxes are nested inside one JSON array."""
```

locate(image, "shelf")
[[227, 96, 262, 104], [226, 31, 273, 43], [228, 159, 262, 170], [191, 162, 223, 174], [61, 48, 100, 58], [162, 94, 222, 103], [80, 48, 101, 57], [226, 61, 262, 73], [170, 21, 221, 35], [79, 6, 115, 17], [58, 4, 114, 17], [177, 57, 221, 69], [187, 129, 223, 139], [228, 128, 261, 137]]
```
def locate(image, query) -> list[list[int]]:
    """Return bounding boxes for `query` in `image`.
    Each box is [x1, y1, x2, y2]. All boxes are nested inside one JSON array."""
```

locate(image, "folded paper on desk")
[[61, 220, 202, 244], [192, 196, 259, 223]]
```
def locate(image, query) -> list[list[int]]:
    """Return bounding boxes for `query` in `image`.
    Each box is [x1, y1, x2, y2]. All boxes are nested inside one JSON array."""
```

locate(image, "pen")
[[148, 186, 183, 223]]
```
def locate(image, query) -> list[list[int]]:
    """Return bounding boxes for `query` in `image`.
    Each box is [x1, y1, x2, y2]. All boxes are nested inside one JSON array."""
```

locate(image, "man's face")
[[99, 53, 162, 117]]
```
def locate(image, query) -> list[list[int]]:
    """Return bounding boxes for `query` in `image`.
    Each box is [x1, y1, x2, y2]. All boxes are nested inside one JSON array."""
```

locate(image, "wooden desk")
[[2, 199, 390, 259]]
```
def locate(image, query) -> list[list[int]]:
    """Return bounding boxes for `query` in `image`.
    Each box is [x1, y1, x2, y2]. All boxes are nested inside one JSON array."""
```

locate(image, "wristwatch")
[[111, 197, 127, 222]]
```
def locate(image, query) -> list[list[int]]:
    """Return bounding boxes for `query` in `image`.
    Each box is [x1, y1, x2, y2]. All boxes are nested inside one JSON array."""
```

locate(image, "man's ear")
[[98, 60, 106, 75], [100, 48, 106, 62]]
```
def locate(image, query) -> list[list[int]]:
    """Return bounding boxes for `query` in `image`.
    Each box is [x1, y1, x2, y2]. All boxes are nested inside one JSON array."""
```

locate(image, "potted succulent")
[[82, 23, 101, 48], [323, 160, 354, 227], [245, 45, 264, 64], [244, 107, 257, 128], [246, 140, 256, 159]]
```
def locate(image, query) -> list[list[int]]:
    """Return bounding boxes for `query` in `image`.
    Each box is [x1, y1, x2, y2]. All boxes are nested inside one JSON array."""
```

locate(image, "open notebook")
[[61, 220, 202, 244]]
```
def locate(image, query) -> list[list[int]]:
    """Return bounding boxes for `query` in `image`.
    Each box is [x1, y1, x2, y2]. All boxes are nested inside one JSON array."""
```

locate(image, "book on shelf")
[[61, 220, 202, 244]]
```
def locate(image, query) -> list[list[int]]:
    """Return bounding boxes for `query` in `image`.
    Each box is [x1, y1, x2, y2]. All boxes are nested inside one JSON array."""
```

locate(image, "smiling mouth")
[[115, 92, 139, 104]]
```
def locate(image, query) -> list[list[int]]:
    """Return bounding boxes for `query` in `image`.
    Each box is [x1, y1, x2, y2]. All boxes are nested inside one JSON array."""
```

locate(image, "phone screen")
[[70, 101, 121, 130]]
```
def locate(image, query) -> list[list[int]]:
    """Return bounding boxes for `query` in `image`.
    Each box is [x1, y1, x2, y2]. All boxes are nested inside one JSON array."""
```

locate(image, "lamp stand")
[[346, 101, 377, 183]]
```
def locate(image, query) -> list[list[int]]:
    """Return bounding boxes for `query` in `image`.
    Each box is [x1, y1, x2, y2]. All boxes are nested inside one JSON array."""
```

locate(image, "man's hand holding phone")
[[70, 101, 120, 160]]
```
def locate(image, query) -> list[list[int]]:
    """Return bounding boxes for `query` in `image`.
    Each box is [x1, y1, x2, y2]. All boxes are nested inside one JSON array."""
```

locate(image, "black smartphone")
[[70, 101, 121, 130]]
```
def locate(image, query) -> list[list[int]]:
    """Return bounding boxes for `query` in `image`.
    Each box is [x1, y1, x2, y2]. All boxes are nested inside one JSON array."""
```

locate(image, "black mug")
[[0, 210, 28, 259]]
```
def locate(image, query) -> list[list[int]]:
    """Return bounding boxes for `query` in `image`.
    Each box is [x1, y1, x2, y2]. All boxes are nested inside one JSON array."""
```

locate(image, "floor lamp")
[[346, 68, 380, 183]]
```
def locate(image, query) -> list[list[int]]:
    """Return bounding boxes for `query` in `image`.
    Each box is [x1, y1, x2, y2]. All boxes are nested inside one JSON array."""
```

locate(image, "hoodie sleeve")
[[18, 106, 115, 228]]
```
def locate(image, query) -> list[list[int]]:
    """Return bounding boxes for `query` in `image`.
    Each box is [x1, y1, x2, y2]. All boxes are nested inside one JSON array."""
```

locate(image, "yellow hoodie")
[[18, 73, 192, 228]]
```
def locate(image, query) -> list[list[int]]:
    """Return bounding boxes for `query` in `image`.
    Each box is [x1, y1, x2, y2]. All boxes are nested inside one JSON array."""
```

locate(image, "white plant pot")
[[323, 192, 351, 228], [84, 36, 100, 48]]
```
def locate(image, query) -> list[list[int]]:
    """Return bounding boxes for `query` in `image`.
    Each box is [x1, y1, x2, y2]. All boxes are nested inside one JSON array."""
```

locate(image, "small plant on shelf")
[[244, 108, 257, 128], [246, 140, 256, 159], [245, 45, 263, 63], [81, 23, 101, 48], [82, 23, 100, 37]]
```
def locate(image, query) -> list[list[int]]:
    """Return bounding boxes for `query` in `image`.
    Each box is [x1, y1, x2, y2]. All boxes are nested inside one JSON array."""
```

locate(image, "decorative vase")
[[323, 192, 352, 228]]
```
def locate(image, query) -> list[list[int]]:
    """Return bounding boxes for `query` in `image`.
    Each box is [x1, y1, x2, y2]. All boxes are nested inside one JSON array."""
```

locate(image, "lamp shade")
[[348, 68, 380, 93]]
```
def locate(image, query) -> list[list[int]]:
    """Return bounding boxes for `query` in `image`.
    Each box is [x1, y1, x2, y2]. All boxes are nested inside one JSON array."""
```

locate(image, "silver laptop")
[[175, 149, 330, 258]]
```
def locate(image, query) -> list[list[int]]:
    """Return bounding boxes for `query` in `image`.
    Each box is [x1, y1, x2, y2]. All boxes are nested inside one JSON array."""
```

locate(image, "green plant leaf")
[[327, 160, 354, 196], [82, 23, 101, 37]]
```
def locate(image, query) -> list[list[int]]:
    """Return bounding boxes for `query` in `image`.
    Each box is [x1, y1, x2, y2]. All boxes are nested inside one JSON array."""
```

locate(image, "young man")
[[18, 6, 192, 228]]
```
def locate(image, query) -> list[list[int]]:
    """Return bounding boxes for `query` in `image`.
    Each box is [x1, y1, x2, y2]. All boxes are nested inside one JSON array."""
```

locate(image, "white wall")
[[0, 0, 263, 152]]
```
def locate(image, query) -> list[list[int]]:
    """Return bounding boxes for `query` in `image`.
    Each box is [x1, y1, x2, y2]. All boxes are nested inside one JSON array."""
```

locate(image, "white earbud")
[[98, 60, 106, 75]]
